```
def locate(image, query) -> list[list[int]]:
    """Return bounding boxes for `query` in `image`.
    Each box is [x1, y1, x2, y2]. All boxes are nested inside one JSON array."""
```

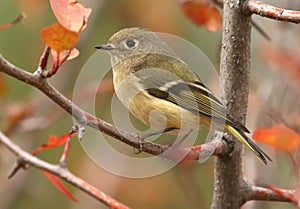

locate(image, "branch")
[[0, 131, 130, 209], [0, 54, 160, 154], [249, 185, 295, 203], [212, 0, 252, 208], [213, 0, 271, 40], [0, 53, 233, 206], [0, 54, 231, 161], [244, 0, 300, 24]]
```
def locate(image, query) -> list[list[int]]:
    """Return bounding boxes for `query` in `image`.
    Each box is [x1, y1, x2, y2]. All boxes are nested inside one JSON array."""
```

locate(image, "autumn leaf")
[[51, 47, 80, 61], [179, 0, 222, 32], [39, 0, 91, 76], [50, 0, 91, 32], [204, 4, 222, 32], [42, 170, 77, 201], [41, 23, 79, 52], [32, 133, 73, 155], [253, 123, 300, 153]]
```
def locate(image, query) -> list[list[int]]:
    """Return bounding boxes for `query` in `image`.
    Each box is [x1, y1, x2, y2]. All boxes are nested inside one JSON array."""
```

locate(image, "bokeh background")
[[0, 0, 300, 209]]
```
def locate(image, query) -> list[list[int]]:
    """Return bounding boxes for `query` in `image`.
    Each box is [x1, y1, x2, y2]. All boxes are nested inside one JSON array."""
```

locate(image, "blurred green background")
[[0, 0, 299, 209]]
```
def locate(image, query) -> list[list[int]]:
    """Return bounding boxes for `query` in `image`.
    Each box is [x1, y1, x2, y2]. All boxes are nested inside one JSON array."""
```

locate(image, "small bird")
[[95, 27, 271, 164]]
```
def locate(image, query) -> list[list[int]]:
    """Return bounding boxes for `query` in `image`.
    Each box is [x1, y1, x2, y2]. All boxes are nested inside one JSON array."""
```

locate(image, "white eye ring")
[[125, 39, 138, 48]]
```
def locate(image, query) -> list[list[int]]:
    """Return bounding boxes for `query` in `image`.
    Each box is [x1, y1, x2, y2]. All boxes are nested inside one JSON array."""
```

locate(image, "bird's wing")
[[134, 68, 249, 133]]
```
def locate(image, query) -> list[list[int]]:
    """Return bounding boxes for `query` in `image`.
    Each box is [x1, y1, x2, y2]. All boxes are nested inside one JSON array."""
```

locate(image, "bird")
[[95, 27, 271, 164]]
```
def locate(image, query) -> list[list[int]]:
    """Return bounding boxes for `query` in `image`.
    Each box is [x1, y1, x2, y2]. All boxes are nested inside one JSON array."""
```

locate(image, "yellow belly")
[[114, 75, 213, 131], [128, 91, 205, 131]]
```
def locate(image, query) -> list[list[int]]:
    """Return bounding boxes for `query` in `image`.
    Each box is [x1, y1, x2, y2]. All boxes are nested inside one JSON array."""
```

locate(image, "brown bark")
[[211, 0, 252, 208]]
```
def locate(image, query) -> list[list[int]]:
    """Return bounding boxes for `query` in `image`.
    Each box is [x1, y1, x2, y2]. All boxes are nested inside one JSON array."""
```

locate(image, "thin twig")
[[244, 0, 300, 24], [38, 46, 51, 71], [0, 131, 131, 209], [0, 12, 25, 30], [213, 0, 271, 40]]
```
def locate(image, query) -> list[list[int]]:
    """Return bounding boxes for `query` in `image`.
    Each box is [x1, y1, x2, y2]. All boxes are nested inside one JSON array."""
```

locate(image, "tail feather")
[[225, 125, 272, 164]]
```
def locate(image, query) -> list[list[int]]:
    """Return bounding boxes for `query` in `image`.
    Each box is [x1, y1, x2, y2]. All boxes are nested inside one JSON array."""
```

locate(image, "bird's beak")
[[95, 44, 115, 50]]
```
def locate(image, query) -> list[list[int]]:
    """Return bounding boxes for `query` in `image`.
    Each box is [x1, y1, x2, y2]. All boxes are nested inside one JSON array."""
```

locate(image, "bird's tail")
[[225, 125, 272, 164]]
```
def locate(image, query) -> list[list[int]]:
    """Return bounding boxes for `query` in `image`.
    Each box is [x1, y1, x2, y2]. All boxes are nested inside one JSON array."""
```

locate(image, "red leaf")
[[203, 4, 222, 32], [32, 133, 72, 155], [180, 0, 222, 32], [50, 0, 91, 32], [41, 23, 79, 52], [253, 123, 300, 153], [51, 48, 80, 62], [42, 170, 77, 201]]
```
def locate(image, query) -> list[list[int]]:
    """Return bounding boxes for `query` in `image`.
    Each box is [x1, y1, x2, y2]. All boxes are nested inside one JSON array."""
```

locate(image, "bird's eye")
[[125, 39, 137, 48]]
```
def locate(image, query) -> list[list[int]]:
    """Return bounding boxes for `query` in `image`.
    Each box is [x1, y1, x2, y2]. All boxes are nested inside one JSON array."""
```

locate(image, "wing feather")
[[132, 60, 249, 133]]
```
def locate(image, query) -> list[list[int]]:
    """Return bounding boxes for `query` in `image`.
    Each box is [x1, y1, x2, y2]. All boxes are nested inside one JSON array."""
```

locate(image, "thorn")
[[7, 157, 29, 179]]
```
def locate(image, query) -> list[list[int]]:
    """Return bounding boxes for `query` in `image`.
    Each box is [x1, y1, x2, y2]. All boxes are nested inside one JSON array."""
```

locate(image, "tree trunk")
[[211, 0, 252, 208]]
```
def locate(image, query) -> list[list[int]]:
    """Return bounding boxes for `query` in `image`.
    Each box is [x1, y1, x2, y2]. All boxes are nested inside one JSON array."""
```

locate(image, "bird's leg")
[[141, 127, 178, 138], [133, 127, 178, 154], [173, 129, 193, 147]]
